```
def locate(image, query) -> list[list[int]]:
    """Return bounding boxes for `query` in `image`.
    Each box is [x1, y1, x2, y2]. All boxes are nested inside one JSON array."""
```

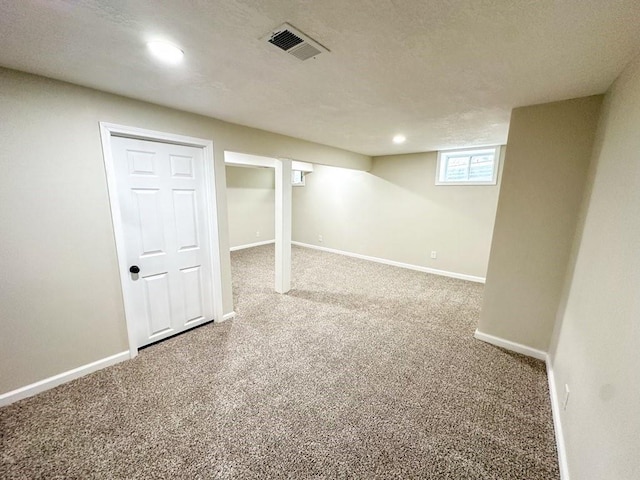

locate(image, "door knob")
[[129, 265, 140, 274]]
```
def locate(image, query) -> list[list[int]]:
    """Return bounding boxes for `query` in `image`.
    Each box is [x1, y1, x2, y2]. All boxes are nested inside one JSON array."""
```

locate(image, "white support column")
[[275, 158, 292, 294]]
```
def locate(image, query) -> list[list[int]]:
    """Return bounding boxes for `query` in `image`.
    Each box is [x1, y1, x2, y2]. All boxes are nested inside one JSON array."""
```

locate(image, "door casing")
[[100, 122, 224, 358]]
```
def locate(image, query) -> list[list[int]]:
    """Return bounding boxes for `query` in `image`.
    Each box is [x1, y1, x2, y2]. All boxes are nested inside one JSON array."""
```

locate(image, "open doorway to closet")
[[224, 151, 313, 296]]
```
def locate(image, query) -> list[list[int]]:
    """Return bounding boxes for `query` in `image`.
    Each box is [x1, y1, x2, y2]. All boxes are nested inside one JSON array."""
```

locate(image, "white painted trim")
[[291, 241, 486, 283], [201, 140, 226, 324], [222, 311, 237, 321], [230, 239, 275, 251], [224, 151, 313, 173], [225, 151, 277, 168], [546, 355, 571, 480], [99, 122, 226, 357], [473, 329, 547, 360], [0, 351, 129, 407], [291, 160, 313, 173], [275, 159, 292, 294]]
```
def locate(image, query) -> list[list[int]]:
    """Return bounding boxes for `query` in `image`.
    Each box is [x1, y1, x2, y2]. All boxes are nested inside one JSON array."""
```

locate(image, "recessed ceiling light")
[[147, 40, 184, 65], [393, 134, 406, 144]]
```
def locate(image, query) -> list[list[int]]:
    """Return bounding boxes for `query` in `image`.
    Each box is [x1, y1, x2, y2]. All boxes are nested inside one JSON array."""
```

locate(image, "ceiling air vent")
[[263, 23, 329, 61]]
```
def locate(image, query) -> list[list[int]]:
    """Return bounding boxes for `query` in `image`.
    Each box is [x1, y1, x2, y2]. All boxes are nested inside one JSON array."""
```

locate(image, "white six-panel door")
[[110, 136, 215, 347]]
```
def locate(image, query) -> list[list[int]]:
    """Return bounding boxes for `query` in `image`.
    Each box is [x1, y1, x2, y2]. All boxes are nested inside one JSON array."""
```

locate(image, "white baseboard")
[[473, 329, 547, 360], [291, 241, 485, 283], [221, 311, 236, 322], [230, 239, 275, 251], [0, 351, 130, 407], [546, 355, 570, 480]]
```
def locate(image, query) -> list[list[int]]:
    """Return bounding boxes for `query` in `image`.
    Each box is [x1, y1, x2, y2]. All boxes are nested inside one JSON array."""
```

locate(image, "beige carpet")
[[0, 245, 559, 479]]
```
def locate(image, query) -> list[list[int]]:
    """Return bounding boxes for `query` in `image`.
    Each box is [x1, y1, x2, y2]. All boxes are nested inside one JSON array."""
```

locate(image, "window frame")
[[435, 145, 501, 186], [291, 169, 306, 186]]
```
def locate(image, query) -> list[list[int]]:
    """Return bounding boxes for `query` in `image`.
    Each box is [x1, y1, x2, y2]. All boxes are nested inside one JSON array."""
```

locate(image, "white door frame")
[[100, 122, 225, 358]]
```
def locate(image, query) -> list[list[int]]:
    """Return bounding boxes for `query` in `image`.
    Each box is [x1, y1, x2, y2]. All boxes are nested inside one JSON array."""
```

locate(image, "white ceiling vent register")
[[263, 23, 329, 61]]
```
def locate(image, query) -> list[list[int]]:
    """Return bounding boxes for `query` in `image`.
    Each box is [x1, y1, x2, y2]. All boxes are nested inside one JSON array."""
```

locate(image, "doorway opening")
[[224, 151, 313, 298]]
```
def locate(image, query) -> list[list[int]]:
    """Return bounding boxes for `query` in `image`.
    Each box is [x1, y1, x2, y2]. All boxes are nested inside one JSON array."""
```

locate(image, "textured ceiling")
[[1, 0, 639, 156]]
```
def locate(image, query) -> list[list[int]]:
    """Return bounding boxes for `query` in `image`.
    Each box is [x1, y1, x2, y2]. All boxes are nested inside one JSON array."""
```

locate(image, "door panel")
[[173, 189, 199, 251], [170, 154, 194, 178], [111, 136, 215, 347], [143, 272, 173, 336], [181, 266, 205, 324], [132, 189, 166, 256], [128, 150, 157, 176]]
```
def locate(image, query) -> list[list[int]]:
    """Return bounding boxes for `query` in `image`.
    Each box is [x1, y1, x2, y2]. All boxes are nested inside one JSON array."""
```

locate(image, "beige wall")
[[478, 96, 602, 351], [293, 150, 504, 279], [549, 55, 640, 480], [226, 166, 275, 248], [0, 67, 369, 395]]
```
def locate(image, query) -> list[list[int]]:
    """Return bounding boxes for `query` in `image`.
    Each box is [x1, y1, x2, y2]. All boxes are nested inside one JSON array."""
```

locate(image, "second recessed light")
[[393, 134, 406, 144], [147, 40, 184, 65]]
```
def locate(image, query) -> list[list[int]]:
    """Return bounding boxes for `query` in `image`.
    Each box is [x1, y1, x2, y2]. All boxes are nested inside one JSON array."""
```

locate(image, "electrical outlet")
[[256, 230, 260, 238], [563, 384, 570, 410], [430, 251, 437, 259], [318, 234, 323, 243]]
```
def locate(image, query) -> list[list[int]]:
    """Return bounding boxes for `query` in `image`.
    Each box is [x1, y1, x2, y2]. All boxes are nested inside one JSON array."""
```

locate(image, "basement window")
[[292, 170, 305, 186], [436, 146, 500, 185]]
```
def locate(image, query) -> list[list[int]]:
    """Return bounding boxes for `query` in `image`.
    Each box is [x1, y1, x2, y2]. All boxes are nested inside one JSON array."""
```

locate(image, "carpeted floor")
[[0, 245, 559, 479]]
